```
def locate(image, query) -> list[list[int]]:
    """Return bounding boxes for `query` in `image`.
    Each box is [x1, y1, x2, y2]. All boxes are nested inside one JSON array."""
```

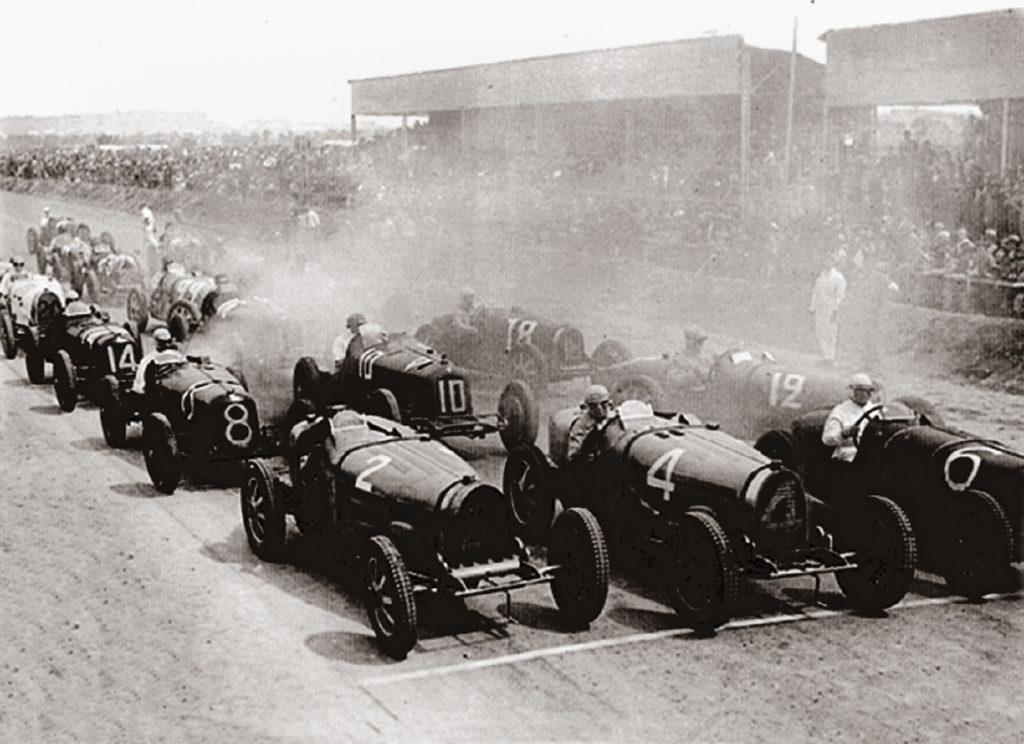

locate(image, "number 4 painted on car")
[[646, 448, 684, 502]]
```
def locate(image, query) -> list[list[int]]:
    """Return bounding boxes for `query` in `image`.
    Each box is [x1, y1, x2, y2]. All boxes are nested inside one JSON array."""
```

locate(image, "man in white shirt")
[[0, 256, 31, 304], [821, 373, 878, 462], [809, 251, 847, 366], [132, 328, 185, 394]]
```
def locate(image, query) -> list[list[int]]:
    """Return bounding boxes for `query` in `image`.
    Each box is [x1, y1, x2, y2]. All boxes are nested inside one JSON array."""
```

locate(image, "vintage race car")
[[1, 273, 66, 382], [126, 262, 223, 338], [592, 347, 941, 441], [414, 306, 630, 389], [98, 353, 263, 494], [40, 303, 142, 412], [31, 220, 116, 302], [96, 251, 144, 295], [755, 402, 1021, 598], [293, 335, 539, 451], [503, 400, 917, 631], [241, 406, 609, 659]]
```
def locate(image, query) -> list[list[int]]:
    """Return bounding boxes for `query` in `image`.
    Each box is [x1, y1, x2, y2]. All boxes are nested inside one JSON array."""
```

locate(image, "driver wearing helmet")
[[132, 328, 184, 394], [822, 373, 877, 462], [567, 384, 616, 462]]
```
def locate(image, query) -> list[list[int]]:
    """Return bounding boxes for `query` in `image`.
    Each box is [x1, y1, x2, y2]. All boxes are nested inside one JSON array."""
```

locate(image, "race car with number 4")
[[241, 405, 609, 659], [592, 347, 941, 440], [503, 400, 917, 632], [755, 402, 1021, 599]]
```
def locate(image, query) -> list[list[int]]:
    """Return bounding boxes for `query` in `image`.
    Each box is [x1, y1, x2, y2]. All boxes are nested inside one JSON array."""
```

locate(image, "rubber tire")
[[123, 320, 143, 362], [53, 350, 78, 412], [590, 339, 632, 369], [142, 412, 182, 495], [548, 507, 610, 628], [167, 303, 195, 342], [366, 387, 402, 422], [893, 395, 946, 428], [508, 342, 547, 392], [754, 429, 803, 473], [1, 312, 16, 359], [502, 444, 556, 542], [835, 495, 917, 613], [365, 535, 418, 660], [941, 489, 1013, 600], [240, 459, 286, 562], [99, 375, 128, 448], [610, 374, 665, 409], [127, 288, 149, 333], [25, 344, 46, 385], [667, 510, 738, 633], [293, 356, 323, 407], [497, 379, 539, 450]]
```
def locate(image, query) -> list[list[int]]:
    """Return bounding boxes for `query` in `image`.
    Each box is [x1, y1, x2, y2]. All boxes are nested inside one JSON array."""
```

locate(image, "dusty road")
[[1, 191, 1022, 743]]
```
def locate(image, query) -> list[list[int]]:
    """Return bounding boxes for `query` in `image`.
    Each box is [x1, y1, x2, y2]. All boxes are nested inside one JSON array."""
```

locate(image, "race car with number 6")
[[504, 400, 917, 632], [241, 406, 609, 660]]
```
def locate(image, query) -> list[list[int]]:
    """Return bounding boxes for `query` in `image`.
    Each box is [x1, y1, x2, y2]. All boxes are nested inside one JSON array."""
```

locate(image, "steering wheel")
[[851, 403, 886, 448]]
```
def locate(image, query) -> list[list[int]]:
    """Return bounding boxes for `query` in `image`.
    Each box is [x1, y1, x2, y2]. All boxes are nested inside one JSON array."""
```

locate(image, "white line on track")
[[359, 592, 1019, 687]]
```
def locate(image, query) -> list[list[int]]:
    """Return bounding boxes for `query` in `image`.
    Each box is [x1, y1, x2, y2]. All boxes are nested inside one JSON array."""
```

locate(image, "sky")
[[2, 0, 1017, 125]]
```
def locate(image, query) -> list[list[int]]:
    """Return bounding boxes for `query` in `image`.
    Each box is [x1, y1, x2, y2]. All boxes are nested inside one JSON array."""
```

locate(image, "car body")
[[591, 347, 942, 441], [126, 262, 223, 338], [414, 306, 630, 389], [293, 335, 539, 451], [38, 304, 142, 412], [755, 402, 1020, 598], [241, 406, 609, 659], [29, 219, 115, 302], [503, 400, 917, 631], [98, 353, 263, 494], [1, 272, 67, 382]]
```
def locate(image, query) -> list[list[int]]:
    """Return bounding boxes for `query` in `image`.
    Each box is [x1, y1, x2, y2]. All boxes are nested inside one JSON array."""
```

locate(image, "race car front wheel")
[[241, 459, 286, 562], [502, 445, 556, 542], [941, 489, 1013, 600], [549, 507, 610, 629], [668, 510, 738, 634], [836, 494, 916, 613], [99, 376, 129, 449], [126, 289, 149, 334], [365, 535, 417, 660], [498, 380, 539, 451], [24, 342, 46, 385], [53, 350, 78, 412], [143, 413, 182, 495]]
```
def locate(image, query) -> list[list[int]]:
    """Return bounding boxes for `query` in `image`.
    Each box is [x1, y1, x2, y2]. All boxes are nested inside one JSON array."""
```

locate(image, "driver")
[[333, 313, 367, 372], [567, 384, 616, 462], [0, 256, 30, 301], [453, 286, 481, 340], [821, 373, 877, 462], [132, 328, 185, 394]]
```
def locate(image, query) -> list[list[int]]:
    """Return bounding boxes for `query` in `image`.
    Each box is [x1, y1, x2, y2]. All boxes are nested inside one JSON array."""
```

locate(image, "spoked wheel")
[[53, 350, 78, 412], [167, 303, 196, 342], [502, 445, 556, 541], [126, 289, 150, 333], [497, 379, 539, 450], [365, 535, 417, 660], [240, 459, 286, 562], [667, 510, 738, 634], [941, 489, 1013, 600], [142, 412, 182, 494], [508, 342, 547, 392], [835, 495, 917, 613], [548, 507, 610, 629]]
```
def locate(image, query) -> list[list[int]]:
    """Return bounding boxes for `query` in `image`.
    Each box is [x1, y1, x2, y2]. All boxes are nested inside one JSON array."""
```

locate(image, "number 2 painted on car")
[[355, 455, 392, 492], [768, 372, 806, 409], [646, 448, 684, 502]]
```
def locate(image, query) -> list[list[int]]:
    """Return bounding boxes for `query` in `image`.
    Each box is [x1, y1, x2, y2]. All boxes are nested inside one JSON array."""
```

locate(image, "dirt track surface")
[[1, 190, 1023, 743]]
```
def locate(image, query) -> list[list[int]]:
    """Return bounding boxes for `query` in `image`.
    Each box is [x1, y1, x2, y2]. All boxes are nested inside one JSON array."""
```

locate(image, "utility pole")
[[784, 15, 798, 182]]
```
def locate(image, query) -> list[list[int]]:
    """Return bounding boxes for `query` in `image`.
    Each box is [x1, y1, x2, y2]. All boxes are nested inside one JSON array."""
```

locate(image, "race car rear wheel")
[[502, 445, 556, 542], [498, 380, 539, 451], [549, 507, 610, 629], [366, 388, 402, 423], [293, 356, 325, 408], [753, 429, 802, 473], [893, 395, 946, 428], [1, 313, 16, 359], [508, 342, 547, 392], [590, 339, 632, 369], [365, 535, 418, 660], [240, 459, 286, 562], [836, 495, 917, 613], [143, 413, 182, 495], [99, 375, 128, 448], [167, 302, 197, 342], [25, 343, 46, 385], [941, 489, 1013, 600], [53, 350, 78, 412], [126, 288, 149, 334], [610, 374, 665, 410], [668, 510, 738, 633]]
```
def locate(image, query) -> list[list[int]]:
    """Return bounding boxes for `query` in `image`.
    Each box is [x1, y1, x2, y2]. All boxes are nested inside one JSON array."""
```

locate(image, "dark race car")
[[1, 273, 67, 383], [754, 402, 1021, 599], [39, 303, 142, 412], [414, 306, 630, 390], [99, 353, 263, 494], [503, 400, 916, 632], [293, 333, 539, 452], [126, 262, 221, 338], [241, 405, 609, 659], [592, 347, 941, 441]]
